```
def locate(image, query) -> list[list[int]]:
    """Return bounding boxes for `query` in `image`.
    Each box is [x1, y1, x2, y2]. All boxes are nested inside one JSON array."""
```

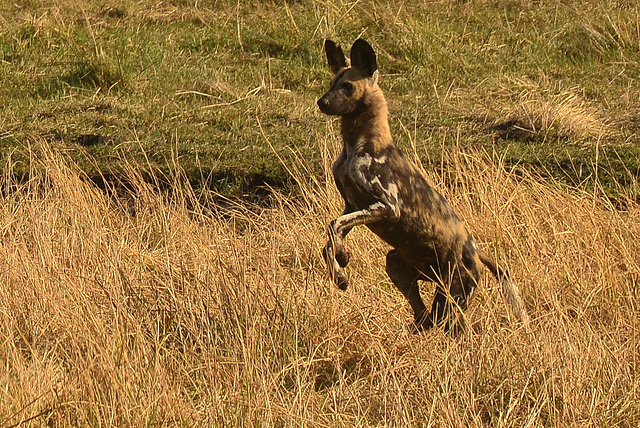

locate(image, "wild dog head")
[[317, 39, 380, 116]]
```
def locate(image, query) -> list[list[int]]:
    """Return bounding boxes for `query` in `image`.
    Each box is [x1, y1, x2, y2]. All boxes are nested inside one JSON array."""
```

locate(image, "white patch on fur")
[[353, 152, 372, 171], [368, 176, 401, 216], [384, 181, 401, 215], [351, 152, 401, 216], [332, 258, 342, 275], [369, 70, 379, 87], [374, 155, 387, 164], [335, 202, 385, 230], [501, 277, 530, 326], [333, 202, 389, 236], [386, 181, 399, 202]]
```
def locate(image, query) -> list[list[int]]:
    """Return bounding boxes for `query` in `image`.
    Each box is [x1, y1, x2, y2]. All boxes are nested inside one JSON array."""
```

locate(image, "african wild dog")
[[318, 39, 530, 332]]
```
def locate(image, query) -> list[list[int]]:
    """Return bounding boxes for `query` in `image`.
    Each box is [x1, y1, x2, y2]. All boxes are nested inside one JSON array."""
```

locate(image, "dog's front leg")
[[323, 226, 350, 290], [322, 204, 354, 270], [324, 202, 397, 290]]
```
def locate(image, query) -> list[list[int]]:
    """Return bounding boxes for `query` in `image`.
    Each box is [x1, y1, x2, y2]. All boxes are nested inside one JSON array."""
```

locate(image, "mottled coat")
[[318, 39, 529, 331]]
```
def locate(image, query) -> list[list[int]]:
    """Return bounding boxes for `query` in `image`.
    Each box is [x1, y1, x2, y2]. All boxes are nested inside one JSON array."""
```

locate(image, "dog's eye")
[[340, 82, 354, 96]]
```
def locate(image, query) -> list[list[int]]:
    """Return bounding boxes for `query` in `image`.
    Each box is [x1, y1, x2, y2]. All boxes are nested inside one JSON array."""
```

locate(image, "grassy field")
[[1, 0, 639, 426], [1, 141, 639, 426], [1, 0, 639, 199]]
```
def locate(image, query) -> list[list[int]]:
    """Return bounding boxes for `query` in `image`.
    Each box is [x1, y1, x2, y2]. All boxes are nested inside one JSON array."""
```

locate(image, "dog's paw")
[[322, 240, 350, 268], [322, 240, 350, 290], [407, 311, 433, 334], [335, 248, 351, 268], [334, 268, 350, 290]]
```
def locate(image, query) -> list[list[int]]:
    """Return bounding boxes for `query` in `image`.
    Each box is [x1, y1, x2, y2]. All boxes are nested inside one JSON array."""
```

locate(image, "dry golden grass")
[[501, 85, 611, 142], [1, 139, 639, 427]]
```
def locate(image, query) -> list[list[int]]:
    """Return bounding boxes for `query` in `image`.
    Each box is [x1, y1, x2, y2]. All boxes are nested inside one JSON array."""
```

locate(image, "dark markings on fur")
[[330, 68, 349, 90], [318, 38, 530, 332]]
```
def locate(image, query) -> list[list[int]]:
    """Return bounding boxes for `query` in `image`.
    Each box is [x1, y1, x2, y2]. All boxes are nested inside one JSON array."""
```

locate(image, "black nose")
[[317, 96, 331, 114], [317, 97, 329, 108]]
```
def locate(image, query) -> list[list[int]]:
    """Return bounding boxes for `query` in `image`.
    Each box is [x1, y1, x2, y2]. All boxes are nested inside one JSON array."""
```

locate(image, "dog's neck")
[[340, 89, 392, 151]]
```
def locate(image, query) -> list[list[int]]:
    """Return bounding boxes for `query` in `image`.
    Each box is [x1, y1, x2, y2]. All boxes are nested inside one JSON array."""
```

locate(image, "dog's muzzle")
[[317, 95, 331, 114]]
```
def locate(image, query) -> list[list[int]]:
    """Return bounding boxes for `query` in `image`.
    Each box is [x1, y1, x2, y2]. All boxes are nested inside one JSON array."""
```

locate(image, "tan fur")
[[318, 39, 529, 332]]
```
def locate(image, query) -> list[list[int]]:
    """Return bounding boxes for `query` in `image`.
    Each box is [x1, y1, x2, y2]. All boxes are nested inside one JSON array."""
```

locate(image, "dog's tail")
[[478, 250, 530, 327]]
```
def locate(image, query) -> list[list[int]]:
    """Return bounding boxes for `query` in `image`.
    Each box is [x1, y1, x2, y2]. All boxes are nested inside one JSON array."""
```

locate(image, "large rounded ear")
[[350, 38, 377, 78], [325, 40, 347, 74]]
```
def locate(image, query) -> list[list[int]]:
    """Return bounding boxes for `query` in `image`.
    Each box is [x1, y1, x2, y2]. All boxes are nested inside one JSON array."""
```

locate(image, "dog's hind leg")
[[425, 240, 484, 332], [438, 270, 479, 333], [422, 290, 450, 330], [420, 261, 480, 333], [385, 250, 429, 331]]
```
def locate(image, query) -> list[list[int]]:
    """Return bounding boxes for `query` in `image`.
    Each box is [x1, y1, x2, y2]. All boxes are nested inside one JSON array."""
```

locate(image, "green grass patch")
[[1, 0, 639, 201]]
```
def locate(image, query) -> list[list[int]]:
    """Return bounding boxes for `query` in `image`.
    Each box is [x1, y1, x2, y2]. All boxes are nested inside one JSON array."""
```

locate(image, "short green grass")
[[1, 0, 639, 199]]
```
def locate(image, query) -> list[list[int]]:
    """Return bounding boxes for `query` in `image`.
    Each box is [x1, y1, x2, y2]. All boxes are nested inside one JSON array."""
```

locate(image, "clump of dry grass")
[[465, 76, 612, 144], [498, 87, 610, 142], [0, 140, 638, 426]]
